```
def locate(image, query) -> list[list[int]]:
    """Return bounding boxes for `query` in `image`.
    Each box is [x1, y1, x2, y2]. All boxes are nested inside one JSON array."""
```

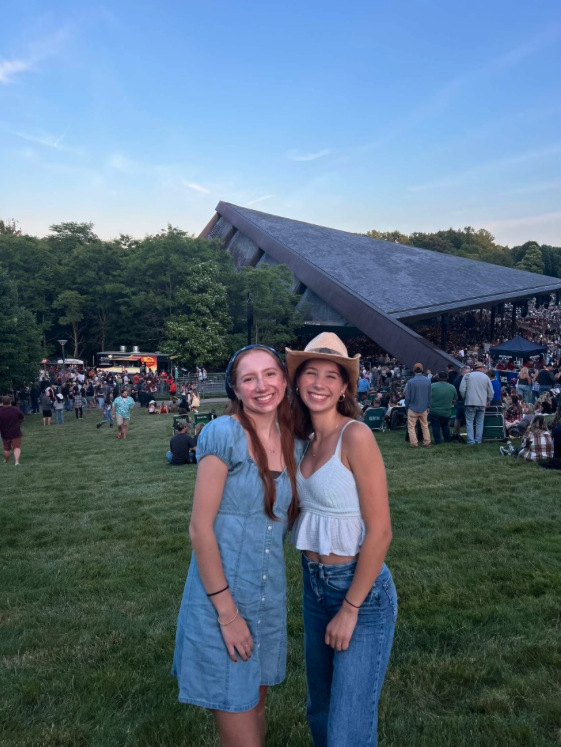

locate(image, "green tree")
[[0, 268, 43, 391], [230, 265, 303, 349], [52, 290, 87, 357], [516, 244, 544, 275], [162, 261, 232, 367], [0, 218, 21, 235]]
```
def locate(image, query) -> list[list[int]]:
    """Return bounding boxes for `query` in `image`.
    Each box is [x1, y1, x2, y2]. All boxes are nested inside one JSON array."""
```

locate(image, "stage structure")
[[201, 203, 561, 372]]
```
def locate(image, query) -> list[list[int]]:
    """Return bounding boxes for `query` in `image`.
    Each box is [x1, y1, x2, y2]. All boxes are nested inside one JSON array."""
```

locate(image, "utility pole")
[[247, 293, 254, 347]]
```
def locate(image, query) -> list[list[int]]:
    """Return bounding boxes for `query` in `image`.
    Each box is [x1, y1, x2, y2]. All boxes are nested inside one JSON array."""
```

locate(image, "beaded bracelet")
[[218, 608, 239, 626]]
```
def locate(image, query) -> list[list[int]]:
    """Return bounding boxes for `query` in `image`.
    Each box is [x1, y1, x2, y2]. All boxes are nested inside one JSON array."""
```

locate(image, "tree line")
[[365, 226, 561, 278], [0, 220, 302, 390], [1, 217, 558, 391]]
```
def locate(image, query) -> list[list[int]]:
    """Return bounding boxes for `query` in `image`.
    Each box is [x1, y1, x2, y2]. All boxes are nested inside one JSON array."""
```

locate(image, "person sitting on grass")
[[500, 415, 553, 461], [166, 419, 196, 465], [504, 394, 523, 433], [148, 400, 159, 414], [538, 408, 561, 470]]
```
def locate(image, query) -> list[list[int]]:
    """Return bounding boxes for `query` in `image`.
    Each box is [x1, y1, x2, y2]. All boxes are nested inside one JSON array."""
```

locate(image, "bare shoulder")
[[342, 420, 376, 448]]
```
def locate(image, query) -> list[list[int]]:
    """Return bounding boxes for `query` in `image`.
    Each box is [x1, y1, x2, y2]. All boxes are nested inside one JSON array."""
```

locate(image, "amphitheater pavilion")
[[201, 202, 561, 372]]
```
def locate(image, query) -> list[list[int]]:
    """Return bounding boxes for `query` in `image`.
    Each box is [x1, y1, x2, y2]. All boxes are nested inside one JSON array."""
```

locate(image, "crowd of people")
[[354, 348, 561, 468]]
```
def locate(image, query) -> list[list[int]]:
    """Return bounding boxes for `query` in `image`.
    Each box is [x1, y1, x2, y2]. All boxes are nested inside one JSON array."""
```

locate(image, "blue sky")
[[1, 0, 560, 246]]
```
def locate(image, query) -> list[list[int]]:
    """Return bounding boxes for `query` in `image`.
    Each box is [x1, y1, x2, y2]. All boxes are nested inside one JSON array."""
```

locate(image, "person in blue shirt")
[[487, 369, 502, 405], [357, 375, 370, 400]]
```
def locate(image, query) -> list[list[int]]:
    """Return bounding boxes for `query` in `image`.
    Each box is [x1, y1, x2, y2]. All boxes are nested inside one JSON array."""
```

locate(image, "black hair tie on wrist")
[[344, 597, 361, 609], [207, 584, 229, 598]]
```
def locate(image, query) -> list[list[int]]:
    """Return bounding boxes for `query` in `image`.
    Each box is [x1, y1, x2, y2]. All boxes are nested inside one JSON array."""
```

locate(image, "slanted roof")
[[200, 202, 561, 372]]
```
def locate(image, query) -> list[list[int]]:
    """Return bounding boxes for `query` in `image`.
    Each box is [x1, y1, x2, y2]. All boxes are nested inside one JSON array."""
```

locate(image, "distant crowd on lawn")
[[11, 363, 205, 425]]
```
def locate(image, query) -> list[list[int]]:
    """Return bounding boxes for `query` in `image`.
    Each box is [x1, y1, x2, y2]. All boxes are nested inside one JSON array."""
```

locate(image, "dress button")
[[257, 620, 261, 624], [262, 597, 265, 602], [265, 549, 270, 554], [263, 574, 267, 580], [257, 643, 260, 648], [267, 525, 272, 531]]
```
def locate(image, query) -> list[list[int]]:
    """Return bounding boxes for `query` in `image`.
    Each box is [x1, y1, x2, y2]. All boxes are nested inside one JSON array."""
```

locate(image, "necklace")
[[310, 422, 343, 457]]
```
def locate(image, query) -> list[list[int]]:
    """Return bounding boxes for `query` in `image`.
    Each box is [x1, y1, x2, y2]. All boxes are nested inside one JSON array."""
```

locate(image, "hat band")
[[310, 347, 343, 356]]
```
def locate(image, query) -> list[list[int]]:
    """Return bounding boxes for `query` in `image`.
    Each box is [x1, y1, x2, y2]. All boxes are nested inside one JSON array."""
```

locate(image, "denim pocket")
[[323, 566, 356, 592]]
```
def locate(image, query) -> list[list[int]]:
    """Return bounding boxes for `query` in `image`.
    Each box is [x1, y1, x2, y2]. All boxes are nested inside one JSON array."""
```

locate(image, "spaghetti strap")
[[335, 420, 362, 458]]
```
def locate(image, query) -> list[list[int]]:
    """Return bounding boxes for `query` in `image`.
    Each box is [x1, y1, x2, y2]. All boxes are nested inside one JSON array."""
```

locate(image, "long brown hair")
[[291, 360, 362, 440], [226, 350, 298, 523]]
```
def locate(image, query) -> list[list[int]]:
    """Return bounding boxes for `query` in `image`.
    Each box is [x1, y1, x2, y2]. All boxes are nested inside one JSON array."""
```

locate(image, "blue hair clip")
[[225, 345, 284, 400]]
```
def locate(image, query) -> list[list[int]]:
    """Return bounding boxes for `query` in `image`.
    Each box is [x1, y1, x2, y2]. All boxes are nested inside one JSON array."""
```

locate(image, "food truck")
[[95, 347, 170, 374]]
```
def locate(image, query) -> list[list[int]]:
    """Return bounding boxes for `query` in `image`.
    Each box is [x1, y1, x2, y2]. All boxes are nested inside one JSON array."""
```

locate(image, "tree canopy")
[[0, 221, 303, 384], [366, 226, 561, 277]]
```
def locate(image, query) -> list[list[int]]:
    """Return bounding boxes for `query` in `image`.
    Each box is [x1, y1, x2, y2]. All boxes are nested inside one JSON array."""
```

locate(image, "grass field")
[[1, 406, 560, 747]]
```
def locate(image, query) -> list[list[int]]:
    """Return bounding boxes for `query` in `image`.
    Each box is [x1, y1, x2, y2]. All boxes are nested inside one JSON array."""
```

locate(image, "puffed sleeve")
[[196, 416, 238, 468]]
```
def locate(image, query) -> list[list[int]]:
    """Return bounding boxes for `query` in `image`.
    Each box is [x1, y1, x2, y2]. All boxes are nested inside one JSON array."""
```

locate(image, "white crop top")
[[291, 421, 366, 556]]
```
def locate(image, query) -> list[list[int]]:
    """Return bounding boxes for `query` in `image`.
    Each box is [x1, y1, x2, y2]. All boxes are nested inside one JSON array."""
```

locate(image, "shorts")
[[3, 437, 22, 450], [42, 409, 52, 417], [116, 415, 129, 426]]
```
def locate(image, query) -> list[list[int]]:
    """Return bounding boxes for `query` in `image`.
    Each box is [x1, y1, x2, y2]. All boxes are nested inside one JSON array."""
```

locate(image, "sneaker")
[[97, 423, 102, 429], [109, 423, 113, 427], [499, 447, 511, 456], [14, 462, 19, 466], [117, 433, 122, 439]]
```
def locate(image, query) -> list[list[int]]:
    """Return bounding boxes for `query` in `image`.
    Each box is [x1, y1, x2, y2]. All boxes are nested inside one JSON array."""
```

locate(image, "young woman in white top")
[[287, 332, 397, 747]]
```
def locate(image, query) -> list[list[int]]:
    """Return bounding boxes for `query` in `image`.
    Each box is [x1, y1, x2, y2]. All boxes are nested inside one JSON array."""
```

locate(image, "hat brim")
[[285, 348, 361, 395]]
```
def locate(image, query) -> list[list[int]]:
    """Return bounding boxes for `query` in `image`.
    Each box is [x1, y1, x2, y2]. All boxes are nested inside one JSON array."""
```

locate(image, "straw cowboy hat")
[[286, 332, 361, 395]]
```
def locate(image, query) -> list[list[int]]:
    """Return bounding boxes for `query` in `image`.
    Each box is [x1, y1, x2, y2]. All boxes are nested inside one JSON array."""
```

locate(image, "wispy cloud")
[[499, 179, 561, 197], [485, 211, 561, 230], [183, 181, 210, 194], [7, 127, 81, 154], [288, 148, 331, 162], [0, 59, 32, 84], [246, 194, 276, 207], [352, 24, 561, 158], [408, 144, 561, 192], [107, 153, 143, 173]]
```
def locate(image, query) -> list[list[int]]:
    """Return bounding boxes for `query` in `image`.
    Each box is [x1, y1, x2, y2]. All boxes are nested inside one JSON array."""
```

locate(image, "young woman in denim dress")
[[173, 345, 302, 747], [287, 332, 397, 747]]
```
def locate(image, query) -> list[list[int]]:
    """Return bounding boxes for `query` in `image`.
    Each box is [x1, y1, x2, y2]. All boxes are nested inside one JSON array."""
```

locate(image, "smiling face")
[[233, 349, 287, 416], [297, 359, 347, 414]]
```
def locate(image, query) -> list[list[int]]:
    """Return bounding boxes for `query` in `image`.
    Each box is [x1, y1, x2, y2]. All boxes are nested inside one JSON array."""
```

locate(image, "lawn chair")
[[482, 409, 505, 441], [194, 413, 211, 427], [389, 406, 407, 430], [171, 414, 191, 436], [363, 407, 387, 432]]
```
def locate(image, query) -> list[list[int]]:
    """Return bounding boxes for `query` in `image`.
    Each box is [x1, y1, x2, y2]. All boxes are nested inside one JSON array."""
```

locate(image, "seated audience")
[[500, 415, 553, 461], [539, 409, 561, 470], [166, 419, 196, 465], [504, 394, 523, 433]]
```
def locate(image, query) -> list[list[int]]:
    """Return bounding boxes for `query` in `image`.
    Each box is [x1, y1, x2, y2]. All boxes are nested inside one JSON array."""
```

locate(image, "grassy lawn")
[[1, 407, 560, 747]]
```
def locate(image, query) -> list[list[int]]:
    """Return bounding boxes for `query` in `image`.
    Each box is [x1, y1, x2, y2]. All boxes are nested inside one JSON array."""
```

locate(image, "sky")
[[1, 0, 561, 247]]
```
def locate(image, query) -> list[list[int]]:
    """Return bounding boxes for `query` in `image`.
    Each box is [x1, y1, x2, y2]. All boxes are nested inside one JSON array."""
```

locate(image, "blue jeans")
[[166, 450, 173, 463], [428, 413, 451, 444], [465, 405, 485, 444], [302, 555, 397, 747], [54, 409, 64, 425]]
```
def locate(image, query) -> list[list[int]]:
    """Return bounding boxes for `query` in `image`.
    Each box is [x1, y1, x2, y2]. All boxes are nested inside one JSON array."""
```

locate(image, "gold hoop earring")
[[338, 393, 345, 402]]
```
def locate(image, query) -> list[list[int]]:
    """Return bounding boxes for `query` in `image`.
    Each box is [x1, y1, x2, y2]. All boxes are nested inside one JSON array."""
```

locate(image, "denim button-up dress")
[[173, 416, 303, 713]]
